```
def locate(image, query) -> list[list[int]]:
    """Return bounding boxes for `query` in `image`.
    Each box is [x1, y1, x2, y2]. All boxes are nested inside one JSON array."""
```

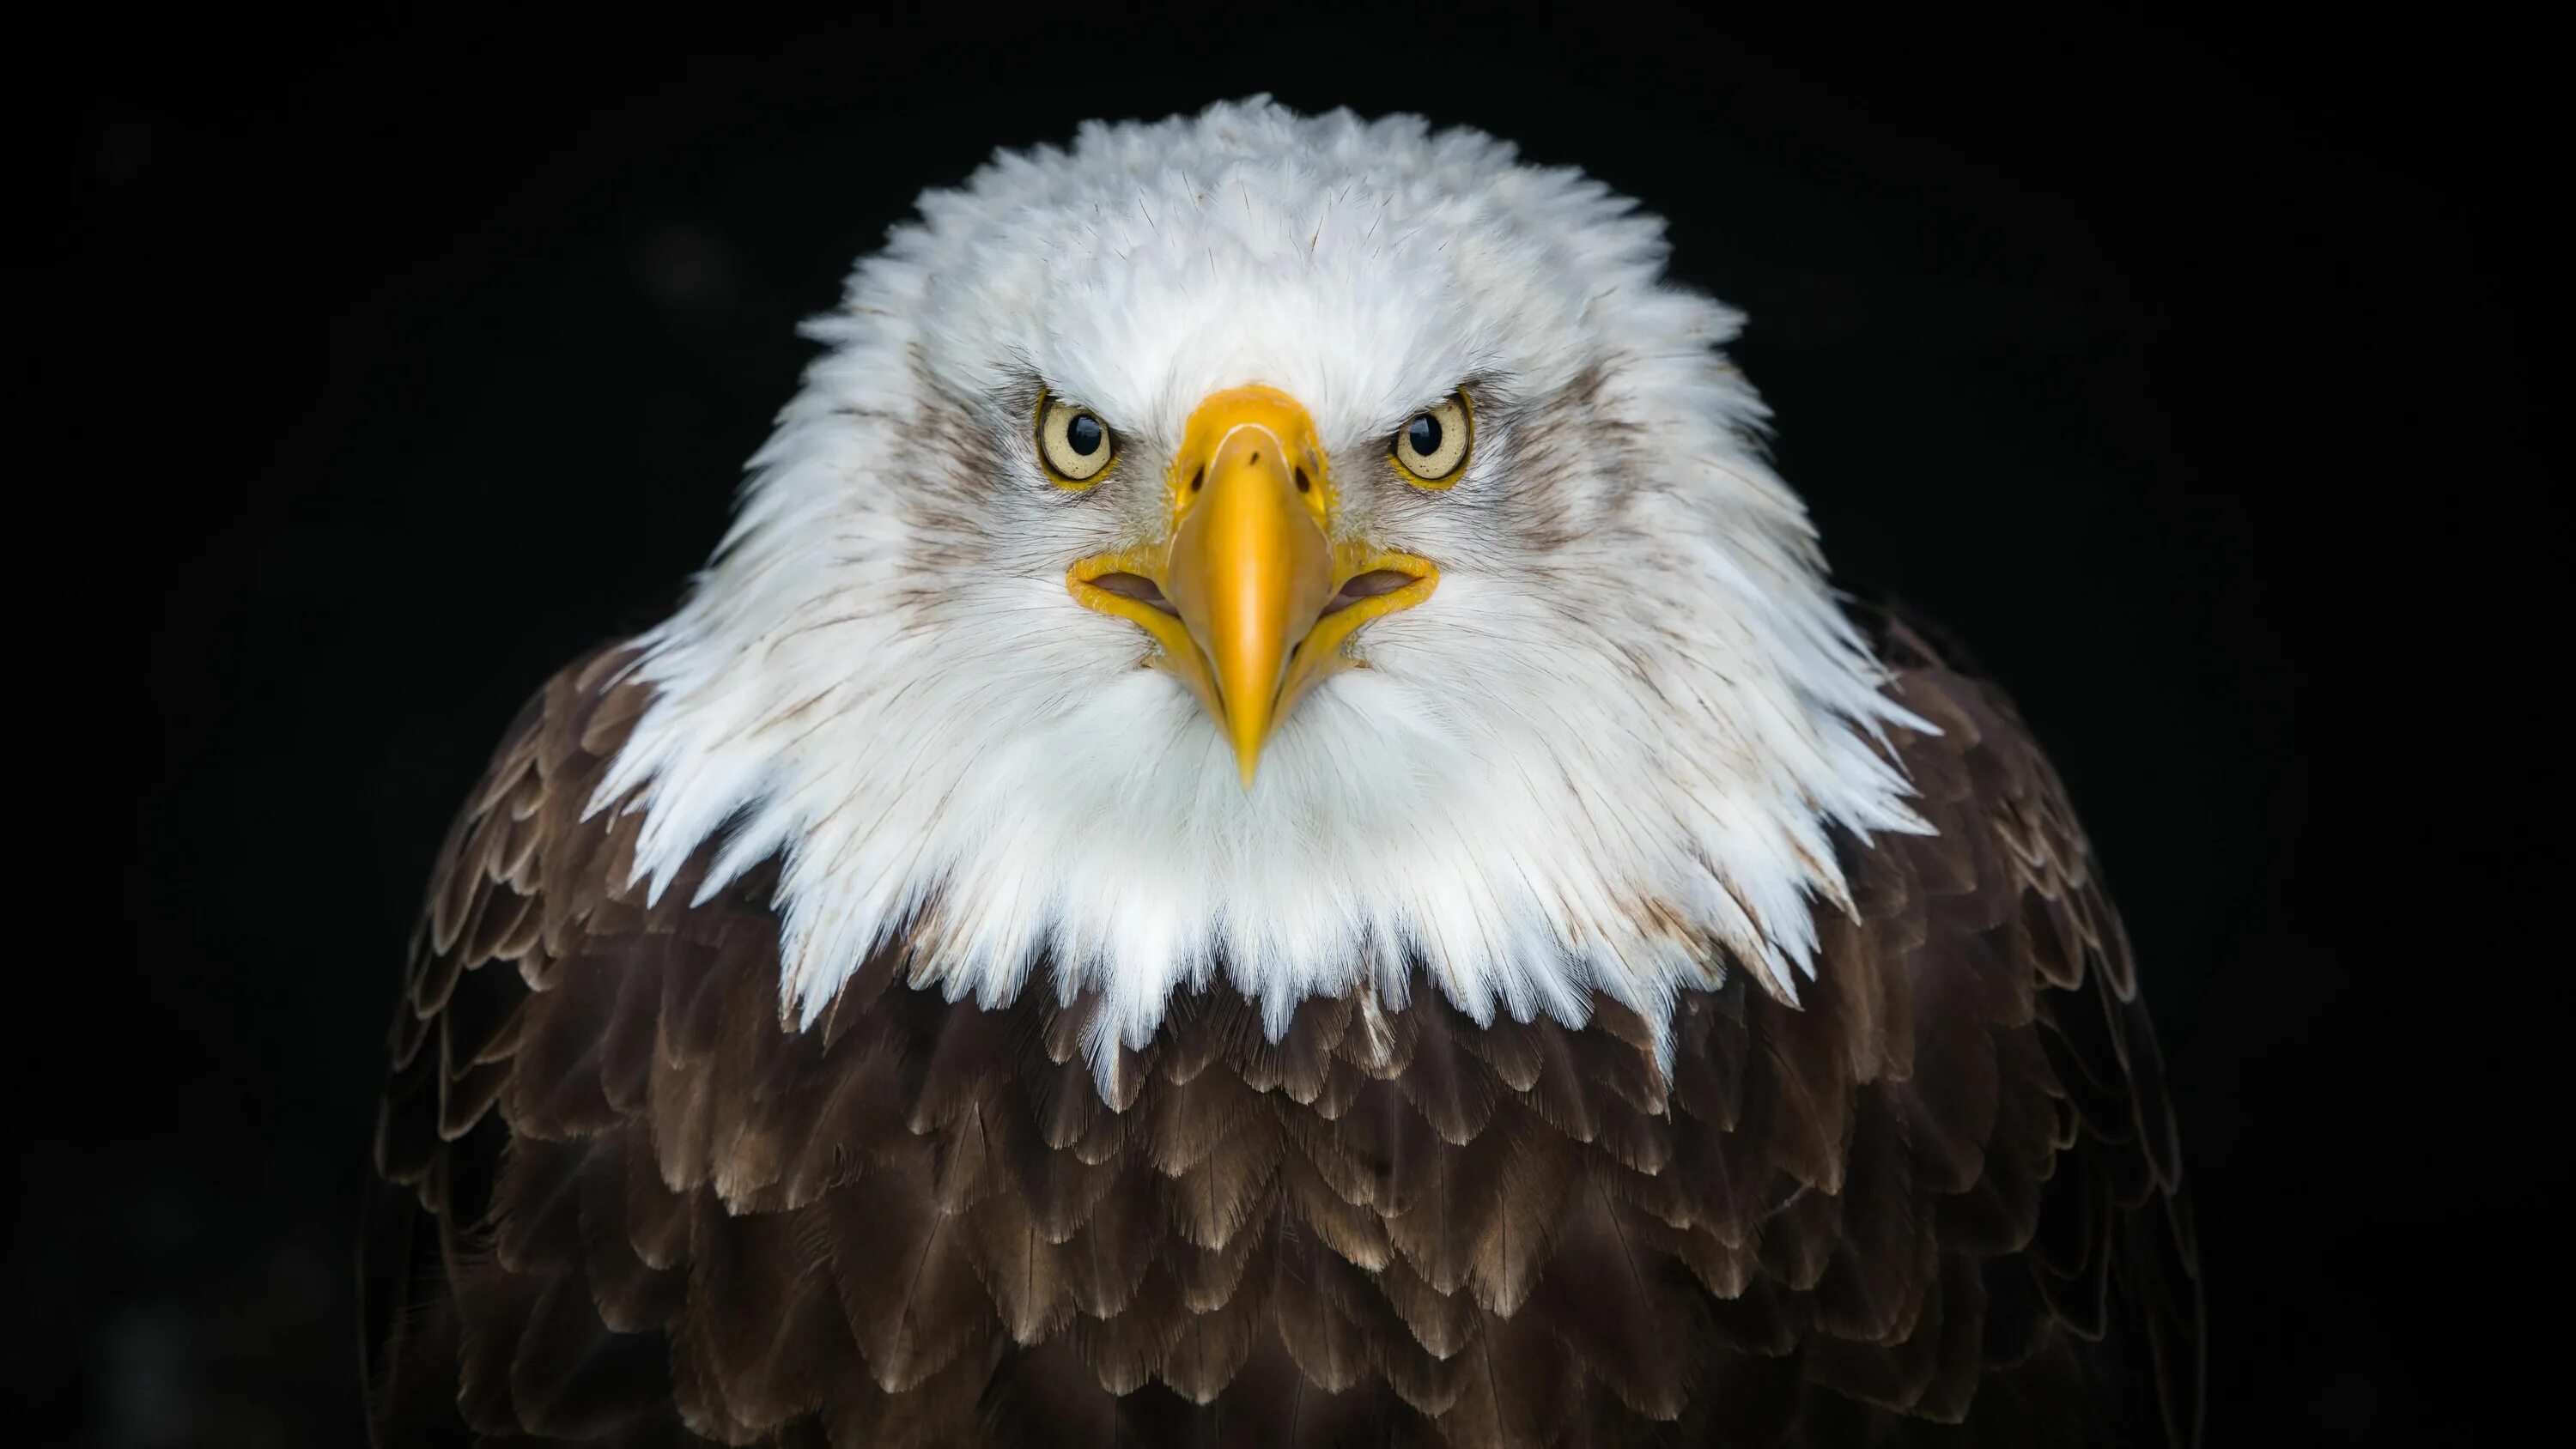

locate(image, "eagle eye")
[[1037, 392, 1116, 486], [1389, 390, 1472, 486]]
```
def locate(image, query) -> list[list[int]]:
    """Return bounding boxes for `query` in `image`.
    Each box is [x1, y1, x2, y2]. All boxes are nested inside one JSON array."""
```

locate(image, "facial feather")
[[594, 99, 1931, 1089]]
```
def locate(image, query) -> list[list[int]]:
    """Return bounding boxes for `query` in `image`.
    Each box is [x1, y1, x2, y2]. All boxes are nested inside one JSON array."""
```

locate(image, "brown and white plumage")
[[364, 624, 2197, 1446], [363, 100, 2200, 1446]]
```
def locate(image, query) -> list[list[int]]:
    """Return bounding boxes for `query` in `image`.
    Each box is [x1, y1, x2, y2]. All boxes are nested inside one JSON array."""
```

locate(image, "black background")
[[32, 8, 2541, 1446]]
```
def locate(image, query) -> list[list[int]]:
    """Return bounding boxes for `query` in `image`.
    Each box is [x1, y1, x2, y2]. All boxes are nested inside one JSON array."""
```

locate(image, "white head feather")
[[594, 99, 1931, 1085]]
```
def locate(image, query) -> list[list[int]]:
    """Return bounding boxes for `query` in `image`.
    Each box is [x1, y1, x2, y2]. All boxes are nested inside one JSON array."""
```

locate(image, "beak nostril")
[[1293, 466, 1312, 494], [1189, 466, 1205, 494]]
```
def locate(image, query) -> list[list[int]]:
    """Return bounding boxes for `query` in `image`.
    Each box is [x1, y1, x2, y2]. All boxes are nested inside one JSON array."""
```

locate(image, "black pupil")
[[1065, 413, 1104, 457], [1406, 413, 1443, 458]]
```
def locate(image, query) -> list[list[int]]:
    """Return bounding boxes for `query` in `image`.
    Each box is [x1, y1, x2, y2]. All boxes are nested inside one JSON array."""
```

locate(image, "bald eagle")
[[362, 100, 2202, 1447]]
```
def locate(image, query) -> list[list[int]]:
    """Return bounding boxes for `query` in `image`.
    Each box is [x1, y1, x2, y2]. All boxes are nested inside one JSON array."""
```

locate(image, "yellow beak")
[[1068, 386, 1437, 788], [1163, 397, 1337, 784]]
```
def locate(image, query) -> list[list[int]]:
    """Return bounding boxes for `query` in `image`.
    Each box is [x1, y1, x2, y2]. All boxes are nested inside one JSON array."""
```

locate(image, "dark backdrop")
[[35, 9, 2540, 1446]]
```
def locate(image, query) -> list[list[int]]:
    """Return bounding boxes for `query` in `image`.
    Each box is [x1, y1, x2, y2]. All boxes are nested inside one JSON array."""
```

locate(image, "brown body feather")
[[361, 625, 2202, 1446]]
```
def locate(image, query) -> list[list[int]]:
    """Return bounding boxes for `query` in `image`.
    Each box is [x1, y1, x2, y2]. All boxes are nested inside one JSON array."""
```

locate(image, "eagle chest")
[[363, 646, 2196, 1447]]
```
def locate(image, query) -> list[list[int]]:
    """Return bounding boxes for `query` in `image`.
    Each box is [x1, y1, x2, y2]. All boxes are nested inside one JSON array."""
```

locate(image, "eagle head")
[[598, 100, 1928, 1081]]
